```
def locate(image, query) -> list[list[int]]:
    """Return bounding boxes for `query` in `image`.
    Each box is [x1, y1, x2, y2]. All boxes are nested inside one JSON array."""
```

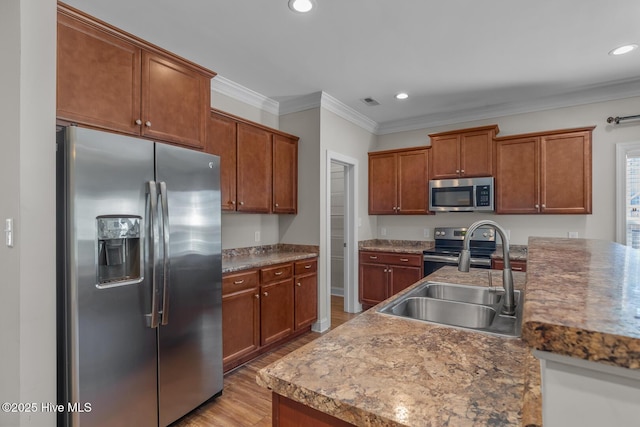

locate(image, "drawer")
[[222, 270, 259, 295], [294, 258, 317, 275], [260, 263, 294, 283], [359, 251, 422, 267]]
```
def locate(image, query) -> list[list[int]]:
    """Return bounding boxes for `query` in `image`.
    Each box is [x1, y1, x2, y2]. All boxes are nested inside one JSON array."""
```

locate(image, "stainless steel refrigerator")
[[56, 126, 223, 426]]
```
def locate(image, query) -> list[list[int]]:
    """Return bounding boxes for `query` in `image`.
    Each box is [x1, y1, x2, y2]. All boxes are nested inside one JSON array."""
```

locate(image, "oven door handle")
[[423, 254, 491, 267]]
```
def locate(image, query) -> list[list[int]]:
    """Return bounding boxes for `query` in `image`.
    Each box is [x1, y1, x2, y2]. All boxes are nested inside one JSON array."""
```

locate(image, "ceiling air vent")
[[361, 97, 380, 106]]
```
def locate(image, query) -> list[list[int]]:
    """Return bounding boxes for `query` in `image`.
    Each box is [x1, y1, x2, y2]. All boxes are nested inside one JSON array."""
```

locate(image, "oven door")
[[423, 254, 491, 276]]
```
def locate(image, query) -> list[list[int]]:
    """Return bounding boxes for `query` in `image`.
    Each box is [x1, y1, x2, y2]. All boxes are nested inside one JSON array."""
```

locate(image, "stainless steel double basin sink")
[[378, 281, 523, 338]]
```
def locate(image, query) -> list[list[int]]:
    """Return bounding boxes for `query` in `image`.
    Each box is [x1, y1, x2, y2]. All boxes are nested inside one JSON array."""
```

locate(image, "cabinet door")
[[460, 130, 494, 177], [207, 112, 237, 211], [430, 135, 460, 179], [141, 52, 209, 149], [540, 131, 592, 214], [272, 134, 298, 214], [368, 153, 397, 214], [389, 265, 422, 296], [222, 287, 260, 369], [260, 279, 294, 346], [57, 11, 141, 135], [495, 137, 540, 214], [294, 274, 318, 330], [397, 149, 430, 214], [237, 123, 273, 213], [359, 263, 389, 306]]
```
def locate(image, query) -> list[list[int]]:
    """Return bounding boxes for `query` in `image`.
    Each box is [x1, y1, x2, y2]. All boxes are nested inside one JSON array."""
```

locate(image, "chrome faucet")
[[458, 220, 516, 315]]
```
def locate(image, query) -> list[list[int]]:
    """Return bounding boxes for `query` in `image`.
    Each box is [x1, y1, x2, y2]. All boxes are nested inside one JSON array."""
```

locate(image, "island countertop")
[[257, 267, 533, 426], [521, 237, 640, 369]]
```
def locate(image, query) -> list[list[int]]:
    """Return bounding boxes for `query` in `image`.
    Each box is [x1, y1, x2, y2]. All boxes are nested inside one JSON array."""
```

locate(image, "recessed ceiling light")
[[288, 0, 315, 13], [609, 44, 638, 56], [395, 92, 409, 100]]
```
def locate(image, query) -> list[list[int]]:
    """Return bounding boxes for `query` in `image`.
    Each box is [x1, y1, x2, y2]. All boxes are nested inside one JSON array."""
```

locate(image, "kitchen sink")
[[378, 281, 523, 338]]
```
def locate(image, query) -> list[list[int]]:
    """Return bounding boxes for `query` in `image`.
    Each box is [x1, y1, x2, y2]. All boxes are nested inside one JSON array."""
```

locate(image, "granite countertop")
[[222, 244, 318, 274], [359, 239, 434, 254], [522, 237, 640, 369], [257, 267, 538, 426], [492, 245, 528, 262]]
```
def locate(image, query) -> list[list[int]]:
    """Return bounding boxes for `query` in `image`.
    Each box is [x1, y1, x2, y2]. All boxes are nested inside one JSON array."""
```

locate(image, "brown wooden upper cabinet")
[[495, 127, 594, 214], [429, 125, 499, 179], [369, 147, 431, 215], [207, 109, 299, 214], [56, 4, 214, 149]]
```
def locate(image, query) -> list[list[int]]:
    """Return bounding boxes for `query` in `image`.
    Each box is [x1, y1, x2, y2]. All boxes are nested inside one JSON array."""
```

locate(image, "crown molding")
[[211, 75, 279, 115], [213, 75, 640, 136], [376, 77, 640, 135]]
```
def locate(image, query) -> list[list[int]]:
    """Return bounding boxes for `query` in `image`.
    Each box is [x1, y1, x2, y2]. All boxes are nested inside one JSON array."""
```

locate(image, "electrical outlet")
[[423, 228, 430, 238], [568, 231, 579, 238], [380, 227, 387, 236], [254, 231, 261, 242]]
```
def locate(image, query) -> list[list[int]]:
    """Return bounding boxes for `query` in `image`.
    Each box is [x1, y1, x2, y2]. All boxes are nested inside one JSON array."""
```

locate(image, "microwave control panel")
[[475, 185, 492, 207]]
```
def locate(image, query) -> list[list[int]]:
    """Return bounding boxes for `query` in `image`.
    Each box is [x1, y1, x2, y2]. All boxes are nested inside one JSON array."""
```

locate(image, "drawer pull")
[[263, 292, 269, 297], [274, 271, 283, 276], [233, 280, 244, 285], [304, 265, 311, 269], [400, 258, 409, 262], [513, 267, 524, 271], [369, 256, 378, 260]]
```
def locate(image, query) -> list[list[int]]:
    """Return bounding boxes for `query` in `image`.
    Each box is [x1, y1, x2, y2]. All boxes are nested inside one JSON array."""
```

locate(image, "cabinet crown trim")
[[428, 124, 500, 138], [494, 126, 596, 141], [368, 146, 430, 156]]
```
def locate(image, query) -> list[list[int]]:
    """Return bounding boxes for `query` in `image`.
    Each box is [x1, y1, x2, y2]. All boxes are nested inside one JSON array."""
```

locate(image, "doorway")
[[326, 151, 361, 315]]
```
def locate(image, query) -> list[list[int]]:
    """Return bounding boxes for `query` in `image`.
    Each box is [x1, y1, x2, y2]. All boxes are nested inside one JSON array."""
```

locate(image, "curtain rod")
[[607, 114, 640, 124]]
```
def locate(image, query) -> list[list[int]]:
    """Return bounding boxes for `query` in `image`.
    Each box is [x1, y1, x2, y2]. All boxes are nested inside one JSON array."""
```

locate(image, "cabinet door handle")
[[135, 119, 142, 125], [240, 201, 244, 205], [145, 121, 152, 127], [274, 271, 283, 276], [456, 169, 460, 173], [275, 203, 279, 207], [400, 258, 409, 262], [231, 201, 236, 205], [296, 282, 301, 287], [460, 169, 465, 174], [263, 292, 269, 297], [233, 279, 244, 285], [255, 294, 260, 299], [542, 204, 546, 209]]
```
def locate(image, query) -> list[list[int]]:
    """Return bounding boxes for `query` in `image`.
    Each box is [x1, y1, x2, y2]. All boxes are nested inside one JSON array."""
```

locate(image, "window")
[[616, 142, 640, 246]]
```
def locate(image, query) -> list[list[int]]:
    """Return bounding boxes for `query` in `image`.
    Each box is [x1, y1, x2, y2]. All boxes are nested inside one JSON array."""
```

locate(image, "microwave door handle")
[[146, 181, 160, 329], [159, 181, 171, 326]]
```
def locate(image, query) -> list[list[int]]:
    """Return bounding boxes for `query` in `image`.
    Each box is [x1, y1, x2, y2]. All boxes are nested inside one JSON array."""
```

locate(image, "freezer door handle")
[[146, 181, 161, 329], [159, 181, 171, 326]]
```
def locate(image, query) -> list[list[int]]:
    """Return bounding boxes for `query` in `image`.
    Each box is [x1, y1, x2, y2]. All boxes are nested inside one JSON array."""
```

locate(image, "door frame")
[[326, 151, 361, 314], [615, 141, 640, 244]]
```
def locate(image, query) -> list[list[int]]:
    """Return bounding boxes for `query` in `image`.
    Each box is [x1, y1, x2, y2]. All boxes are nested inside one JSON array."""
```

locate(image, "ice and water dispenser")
[[97, 216, 142, 287]]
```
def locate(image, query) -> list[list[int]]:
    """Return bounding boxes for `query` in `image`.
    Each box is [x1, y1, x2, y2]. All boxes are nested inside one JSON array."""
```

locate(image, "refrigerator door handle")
[[146, 181, 161, 329], [159, 181, 171, 326]]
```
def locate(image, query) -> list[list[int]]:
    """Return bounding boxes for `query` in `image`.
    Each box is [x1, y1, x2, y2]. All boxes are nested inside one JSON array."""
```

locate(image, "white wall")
[[376, 97, 640, 245], [211, 91, 281, 249], [0, 1, 57, 426]]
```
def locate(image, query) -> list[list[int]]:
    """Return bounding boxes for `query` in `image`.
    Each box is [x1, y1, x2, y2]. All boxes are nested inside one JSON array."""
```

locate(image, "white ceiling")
[[64, 0, 640, 133]]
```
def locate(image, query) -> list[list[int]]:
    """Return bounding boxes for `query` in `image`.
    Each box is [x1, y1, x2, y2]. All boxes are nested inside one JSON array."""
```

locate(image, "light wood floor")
[[172, 296, 360, 427]]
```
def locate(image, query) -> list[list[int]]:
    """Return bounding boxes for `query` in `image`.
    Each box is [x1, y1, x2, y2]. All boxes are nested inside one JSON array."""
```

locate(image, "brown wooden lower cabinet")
[[222, 258, 318, 372], [491, 258, 527, 272], [359, 251, 423, 309], [272, 393, 355, 427]]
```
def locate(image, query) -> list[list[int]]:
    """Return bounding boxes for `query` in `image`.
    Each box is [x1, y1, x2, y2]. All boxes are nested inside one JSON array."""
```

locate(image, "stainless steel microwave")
[[428, 177, 494, 212]]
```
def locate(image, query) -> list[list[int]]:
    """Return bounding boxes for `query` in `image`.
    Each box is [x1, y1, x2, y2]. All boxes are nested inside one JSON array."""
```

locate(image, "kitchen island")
[[257, 267, 535, 426], [257, 237, 640, 426]]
